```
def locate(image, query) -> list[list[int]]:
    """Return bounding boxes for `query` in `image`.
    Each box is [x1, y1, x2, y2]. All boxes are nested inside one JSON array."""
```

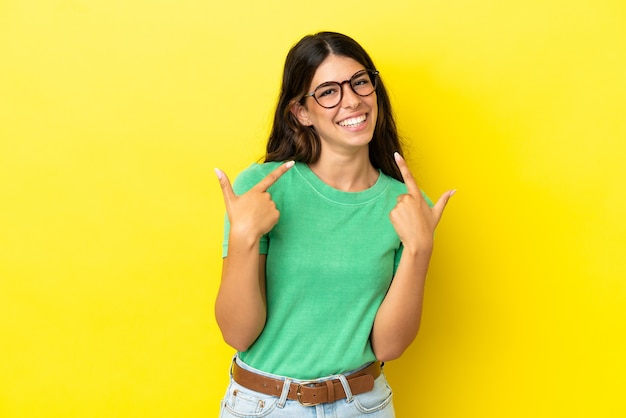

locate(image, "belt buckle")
[[296, 382, 319, 406]]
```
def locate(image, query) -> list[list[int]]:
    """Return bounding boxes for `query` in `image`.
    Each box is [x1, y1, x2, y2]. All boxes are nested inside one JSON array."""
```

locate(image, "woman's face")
[[294, 54, 378, 157]]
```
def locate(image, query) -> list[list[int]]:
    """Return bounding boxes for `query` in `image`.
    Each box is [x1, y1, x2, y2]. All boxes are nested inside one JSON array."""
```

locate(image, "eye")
[[315, 84, 339, 98], [352, 75, 371, 87]]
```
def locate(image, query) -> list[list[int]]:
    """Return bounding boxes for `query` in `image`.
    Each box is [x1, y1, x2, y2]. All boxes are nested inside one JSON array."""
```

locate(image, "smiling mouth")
[[338, 114, 367, 128]]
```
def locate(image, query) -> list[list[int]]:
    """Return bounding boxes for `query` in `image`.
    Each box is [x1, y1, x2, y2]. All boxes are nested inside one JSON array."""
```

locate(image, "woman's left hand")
[[389, 152, 455, 255]]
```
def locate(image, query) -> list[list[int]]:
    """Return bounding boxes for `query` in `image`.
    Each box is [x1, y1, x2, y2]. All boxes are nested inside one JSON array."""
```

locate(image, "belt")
[[232, 361, 382, 406]]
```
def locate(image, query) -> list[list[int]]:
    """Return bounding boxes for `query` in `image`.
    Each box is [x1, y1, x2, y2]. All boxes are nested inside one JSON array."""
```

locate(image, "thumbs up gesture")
[[215, 161, 295, 240]]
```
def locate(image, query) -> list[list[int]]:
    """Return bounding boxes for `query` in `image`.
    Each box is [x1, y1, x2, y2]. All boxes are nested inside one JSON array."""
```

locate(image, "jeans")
[[219, 356, 395, 418]]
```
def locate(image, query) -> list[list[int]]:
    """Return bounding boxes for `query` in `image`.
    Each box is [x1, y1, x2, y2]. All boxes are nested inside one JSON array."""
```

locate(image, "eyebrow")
[[312, 69, 367, 89]]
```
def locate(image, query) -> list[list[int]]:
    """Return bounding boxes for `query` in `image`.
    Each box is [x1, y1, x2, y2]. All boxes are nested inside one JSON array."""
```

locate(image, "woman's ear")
[[290, 101, 312, 126]]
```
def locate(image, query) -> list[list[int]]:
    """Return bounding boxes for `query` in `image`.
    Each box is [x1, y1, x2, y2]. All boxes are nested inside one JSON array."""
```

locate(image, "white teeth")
[[338, 115, 367, 127]]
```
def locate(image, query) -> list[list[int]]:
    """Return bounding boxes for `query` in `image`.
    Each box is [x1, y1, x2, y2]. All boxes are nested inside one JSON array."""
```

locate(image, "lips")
[[338, 114, 367, 128]]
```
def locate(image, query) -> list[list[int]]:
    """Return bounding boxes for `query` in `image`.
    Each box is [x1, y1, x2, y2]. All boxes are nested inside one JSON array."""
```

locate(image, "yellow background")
[[1, 0, 625, 416]]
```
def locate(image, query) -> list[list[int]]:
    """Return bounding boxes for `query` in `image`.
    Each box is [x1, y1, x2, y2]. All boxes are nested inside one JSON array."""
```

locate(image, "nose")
[[340, 82, 361, 108]]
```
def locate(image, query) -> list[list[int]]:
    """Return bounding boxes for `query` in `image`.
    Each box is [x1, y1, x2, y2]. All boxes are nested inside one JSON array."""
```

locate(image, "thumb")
[[432, 189, 456, 225], [214, 168, 235, 208]]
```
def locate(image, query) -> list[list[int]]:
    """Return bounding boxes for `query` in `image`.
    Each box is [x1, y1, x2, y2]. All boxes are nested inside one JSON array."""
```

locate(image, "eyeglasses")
[[302, 69, 379, 109]]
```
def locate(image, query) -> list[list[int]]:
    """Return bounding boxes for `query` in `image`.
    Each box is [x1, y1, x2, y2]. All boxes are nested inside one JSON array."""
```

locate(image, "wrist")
[[229, 224, 262, 249], [402, 241, 433, 260]]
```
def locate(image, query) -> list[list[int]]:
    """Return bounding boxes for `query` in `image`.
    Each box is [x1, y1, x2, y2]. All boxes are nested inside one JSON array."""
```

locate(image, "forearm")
[[215, 230, 267, 352], [371, 247, 432, 362]]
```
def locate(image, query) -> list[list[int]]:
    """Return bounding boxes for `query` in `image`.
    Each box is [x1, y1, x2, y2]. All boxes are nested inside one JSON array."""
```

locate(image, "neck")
[[308, 149, 379, 192]]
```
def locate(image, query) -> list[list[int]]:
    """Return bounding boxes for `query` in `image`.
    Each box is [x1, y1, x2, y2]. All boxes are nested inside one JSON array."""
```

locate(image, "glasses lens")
[[314, 83, 342, 108], [351, 70, 376, 96]]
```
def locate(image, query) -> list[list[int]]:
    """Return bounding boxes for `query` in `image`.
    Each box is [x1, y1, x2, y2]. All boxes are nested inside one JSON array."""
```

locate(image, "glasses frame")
[[302, 69, 379, 109]]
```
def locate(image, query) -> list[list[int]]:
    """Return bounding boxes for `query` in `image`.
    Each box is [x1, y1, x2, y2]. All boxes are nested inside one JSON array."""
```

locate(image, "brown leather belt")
[[232, 361, 381, 406]]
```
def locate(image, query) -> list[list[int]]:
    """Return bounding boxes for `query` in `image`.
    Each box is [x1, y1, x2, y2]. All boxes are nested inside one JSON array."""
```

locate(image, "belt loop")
[[325, 380, 335, 403], [228, 354, 238, 379], [337, 374, 354, 403], [277, 378, 292, 408]]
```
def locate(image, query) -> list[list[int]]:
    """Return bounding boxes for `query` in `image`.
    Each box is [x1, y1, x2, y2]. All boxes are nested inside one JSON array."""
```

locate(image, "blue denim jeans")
[[219, 356, 395, 417]]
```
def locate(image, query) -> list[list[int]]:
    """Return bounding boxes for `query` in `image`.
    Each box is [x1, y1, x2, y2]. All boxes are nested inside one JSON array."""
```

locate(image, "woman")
[[214, 31, 454, 417]]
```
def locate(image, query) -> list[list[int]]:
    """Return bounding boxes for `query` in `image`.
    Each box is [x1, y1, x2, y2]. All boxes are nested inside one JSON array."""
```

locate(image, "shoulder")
[[384, 174, 408, 193], [232, 162, 284, 194], [380, 172, 408, 197]]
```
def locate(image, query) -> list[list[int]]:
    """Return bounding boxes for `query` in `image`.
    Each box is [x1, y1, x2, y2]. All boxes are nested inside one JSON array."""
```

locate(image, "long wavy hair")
[[265, 32, 404, 182]]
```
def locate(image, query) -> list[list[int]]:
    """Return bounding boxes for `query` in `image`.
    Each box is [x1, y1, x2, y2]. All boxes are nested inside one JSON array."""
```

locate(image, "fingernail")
[[394, 152, 401, 160], [285, 160, 295, 168], [450, 189, 457, 197], [214, 168, 223, 179]]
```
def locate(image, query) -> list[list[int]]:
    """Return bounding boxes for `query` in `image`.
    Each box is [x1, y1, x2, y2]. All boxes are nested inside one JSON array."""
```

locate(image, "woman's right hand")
[[214, 161, 295, 240]]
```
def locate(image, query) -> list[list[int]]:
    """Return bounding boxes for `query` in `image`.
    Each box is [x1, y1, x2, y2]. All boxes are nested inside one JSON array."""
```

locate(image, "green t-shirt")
[[222, 161, 424, 379]]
